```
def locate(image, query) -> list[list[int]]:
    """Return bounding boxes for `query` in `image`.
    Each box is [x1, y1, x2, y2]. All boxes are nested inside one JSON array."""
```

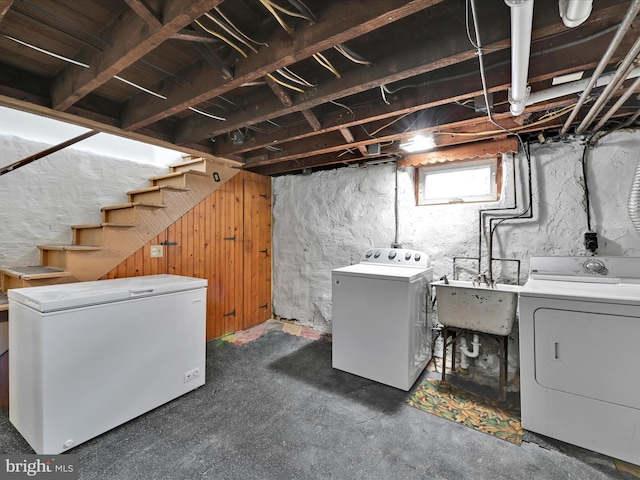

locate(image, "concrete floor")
[[0, 329, 635, 480]]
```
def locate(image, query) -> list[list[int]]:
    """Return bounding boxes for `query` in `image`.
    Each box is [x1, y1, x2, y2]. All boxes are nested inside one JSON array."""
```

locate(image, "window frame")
[[414, 156, 502, 206]]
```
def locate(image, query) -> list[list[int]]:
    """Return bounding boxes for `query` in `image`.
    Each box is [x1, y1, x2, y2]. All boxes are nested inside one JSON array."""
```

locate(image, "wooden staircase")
[[0, 155, 237, 297]]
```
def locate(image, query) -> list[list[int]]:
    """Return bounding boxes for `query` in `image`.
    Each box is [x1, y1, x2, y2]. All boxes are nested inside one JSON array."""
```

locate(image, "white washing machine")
[[332, 248, 433, 391], [519, 256, 640, 465]]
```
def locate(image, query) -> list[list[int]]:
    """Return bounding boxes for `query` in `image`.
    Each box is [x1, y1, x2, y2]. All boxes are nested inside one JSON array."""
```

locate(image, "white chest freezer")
[[8, 274, 207, 454]]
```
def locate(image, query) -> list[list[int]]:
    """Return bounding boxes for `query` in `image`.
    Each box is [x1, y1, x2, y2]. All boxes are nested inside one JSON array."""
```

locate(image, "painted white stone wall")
[[0, 135, 169, 267], [272, 129, 640, 372]]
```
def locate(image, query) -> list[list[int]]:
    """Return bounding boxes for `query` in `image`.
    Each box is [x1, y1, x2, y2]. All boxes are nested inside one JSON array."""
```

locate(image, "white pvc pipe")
[[505, 0, 534, 116], [559, 0, 593, 28], [459, 334, 481, 370], [526, 67, 640, 107]]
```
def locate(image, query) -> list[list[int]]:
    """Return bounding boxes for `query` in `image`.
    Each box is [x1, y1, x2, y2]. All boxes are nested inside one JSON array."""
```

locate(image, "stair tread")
[[71, 223, 136, 229], [37, 244, 102, 251], [150, 170, 210, 181], [127, 185, 189, 195], [0, 266, 72, 280], [170, 157, 205, 168], [150, 171, 184, 181], [101, 202, 167, 211]]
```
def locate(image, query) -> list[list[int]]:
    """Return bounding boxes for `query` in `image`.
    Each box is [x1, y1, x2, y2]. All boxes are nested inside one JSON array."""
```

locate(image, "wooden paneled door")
[[102, 171, 272, 342], [242, 174, 272, 330]]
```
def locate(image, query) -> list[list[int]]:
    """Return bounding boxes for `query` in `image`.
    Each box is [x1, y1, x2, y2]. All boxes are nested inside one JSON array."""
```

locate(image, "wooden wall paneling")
[[233, 176, 244, 333], [99, 171, 272, 342], [242, 176, 256, 328]]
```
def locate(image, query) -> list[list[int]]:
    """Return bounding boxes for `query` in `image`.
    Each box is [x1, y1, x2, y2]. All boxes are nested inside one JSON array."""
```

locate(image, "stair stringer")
[[54, 161, 238, 282]]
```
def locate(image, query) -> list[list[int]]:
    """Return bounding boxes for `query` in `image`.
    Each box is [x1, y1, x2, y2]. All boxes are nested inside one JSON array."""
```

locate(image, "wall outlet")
[[150, 245, 163, 258], [184, 367, 201, 383]]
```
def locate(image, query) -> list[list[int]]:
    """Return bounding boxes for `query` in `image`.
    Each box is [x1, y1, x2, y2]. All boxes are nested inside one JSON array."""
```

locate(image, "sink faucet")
[[474, 274, 496, 288], [439, 275, 449, 285]]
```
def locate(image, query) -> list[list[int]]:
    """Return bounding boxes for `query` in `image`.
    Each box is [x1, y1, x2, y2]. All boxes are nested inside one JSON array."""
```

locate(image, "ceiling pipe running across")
[[576, 34, 640, 134], [505, 0, 534, 117], [560, 0, 640, 135], [591, 74, 640, 134], [526, 67, 640, 107]]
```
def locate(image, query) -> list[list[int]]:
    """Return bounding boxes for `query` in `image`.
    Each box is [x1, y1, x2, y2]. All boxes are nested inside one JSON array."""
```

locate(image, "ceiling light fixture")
[[400, 134, 436, 153]]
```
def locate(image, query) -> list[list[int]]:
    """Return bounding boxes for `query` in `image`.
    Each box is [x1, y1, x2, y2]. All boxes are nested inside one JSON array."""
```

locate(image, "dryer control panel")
[[529, 256, 640, 283], [360, 248, 431, 268]]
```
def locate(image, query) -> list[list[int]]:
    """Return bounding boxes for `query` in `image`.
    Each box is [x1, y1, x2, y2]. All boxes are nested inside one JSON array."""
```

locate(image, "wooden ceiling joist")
[[51, 0, 225, 112], [120, 0, 445, 131]]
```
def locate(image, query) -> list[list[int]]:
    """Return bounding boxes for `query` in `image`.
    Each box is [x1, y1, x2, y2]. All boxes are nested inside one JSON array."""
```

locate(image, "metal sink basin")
[[432, 280, 521, 336]]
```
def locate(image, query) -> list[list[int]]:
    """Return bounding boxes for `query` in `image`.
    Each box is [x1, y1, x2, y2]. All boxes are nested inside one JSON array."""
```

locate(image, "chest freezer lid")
[[8, 274, 207, 312]]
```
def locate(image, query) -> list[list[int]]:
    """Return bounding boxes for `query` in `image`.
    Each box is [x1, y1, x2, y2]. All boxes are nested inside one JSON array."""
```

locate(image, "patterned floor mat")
[[407, 377, 523, 445]]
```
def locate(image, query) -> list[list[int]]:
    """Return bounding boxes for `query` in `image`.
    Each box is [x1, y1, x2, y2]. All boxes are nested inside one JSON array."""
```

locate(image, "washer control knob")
[[365, 251, 372, 258], [373, 250, 381, 258], [405, 252, 412, 261], [584, 259, 606, 274], [388, 250, 397, 260], [414, 253, 421, 261]]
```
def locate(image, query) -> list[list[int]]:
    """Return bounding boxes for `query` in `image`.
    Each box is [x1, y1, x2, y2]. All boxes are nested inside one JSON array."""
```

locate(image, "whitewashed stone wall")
[[0, 135, 168, 267], [272, 129, 640, 372]]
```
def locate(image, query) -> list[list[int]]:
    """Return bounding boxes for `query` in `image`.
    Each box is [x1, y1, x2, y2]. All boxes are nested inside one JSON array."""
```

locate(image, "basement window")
[[416, 157, 501, 205]]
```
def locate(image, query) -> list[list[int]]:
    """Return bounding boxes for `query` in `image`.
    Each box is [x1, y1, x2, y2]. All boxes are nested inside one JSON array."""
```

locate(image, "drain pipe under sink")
[[459, 334, 481, 373]]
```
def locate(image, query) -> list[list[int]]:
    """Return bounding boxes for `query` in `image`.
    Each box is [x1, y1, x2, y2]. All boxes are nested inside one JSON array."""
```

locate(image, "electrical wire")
[[259, 0, 294, 33], [334, 44, 373, 66], [312, 52, 341, 78], [266, 72, 305, 93], [113, 75, 166, 98], [287, 0, 317, 23], [262, 0, 314, 22], [330, 100, 353, 114], [276, 67, 315, 87], [581, 141, 593, 231], [204, 12, 258, 54], [194, 19, 248, 57], [188, 107, 226, 121], [3, 35, 89, 67], [214, 6, 269, 47]]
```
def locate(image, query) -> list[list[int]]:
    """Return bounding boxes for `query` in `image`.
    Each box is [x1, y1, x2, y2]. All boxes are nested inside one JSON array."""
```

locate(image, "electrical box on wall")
[[150, 245, 164, 258], [584, 232, 598, 254]]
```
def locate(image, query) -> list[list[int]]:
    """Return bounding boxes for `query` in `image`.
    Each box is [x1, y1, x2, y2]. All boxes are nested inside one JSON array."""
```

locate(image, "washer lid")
[[520, 277, 640, 304], [333, 263, 432, 282]]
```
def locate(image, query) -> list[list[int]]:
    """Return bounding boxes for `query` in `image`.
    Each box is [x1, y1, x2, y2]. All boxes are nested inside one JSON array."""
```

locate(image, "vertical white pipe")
[[559, 0, 592, 28], [505, 0, 534, 116]]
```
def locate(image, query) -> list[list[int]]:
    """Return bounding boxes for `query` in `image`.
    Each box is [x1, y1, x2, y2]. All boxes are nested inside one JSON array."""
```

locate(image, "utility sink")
[[432, 280, 522, 336]]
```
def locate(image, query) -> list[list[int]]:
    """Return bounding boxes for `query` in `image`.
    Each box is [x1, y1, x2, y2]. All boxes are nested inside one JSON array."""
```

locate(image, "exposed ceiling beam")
[[245, 152, 360, 176], [172, 29, 220, 43], [195, 43, 234, 81], [51, 0, 225, 111], [123, 0, 162, 29], [177, 0, 591, 145], [120, 0, 445, 131], [195, 2, 633, 157], [0, 0, 13, 20]]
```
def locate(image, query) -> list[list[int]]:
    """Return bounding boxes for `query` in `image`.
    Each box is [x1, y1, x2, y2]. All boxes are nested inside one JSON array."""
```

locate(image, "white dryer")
[[519, 256, 640, 465], [332, 248, 433, 391]]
